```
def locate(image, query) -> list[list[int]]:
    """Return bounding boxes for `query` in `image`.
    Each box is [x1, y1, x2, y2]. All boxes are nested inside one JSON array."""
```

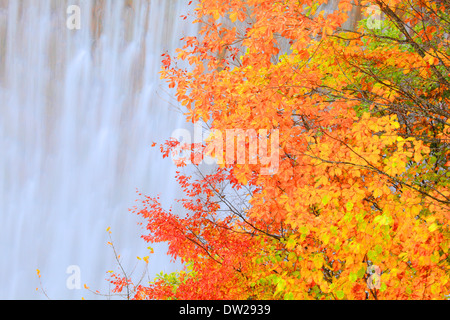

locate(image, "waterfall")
[[0, 0, 197, 299]]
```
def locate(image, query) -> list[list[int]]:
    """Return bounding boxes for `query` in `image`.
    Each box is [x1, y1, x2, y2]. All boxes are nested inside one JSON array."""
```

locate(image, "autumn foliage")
[[110, 0, 450, 300]]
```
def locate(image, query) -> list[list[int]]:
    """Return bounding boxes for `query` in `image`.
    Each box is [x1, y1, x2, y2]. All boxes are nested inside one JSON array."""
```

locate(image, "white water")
[[0, 0, 197, 299]]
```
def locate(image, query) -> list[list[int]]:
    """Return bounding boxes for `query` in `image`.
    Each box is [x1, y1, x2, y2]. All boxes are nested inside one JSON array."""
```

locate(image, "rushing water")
[[0, 0, 368, 300], [0, 0, 197, 299]]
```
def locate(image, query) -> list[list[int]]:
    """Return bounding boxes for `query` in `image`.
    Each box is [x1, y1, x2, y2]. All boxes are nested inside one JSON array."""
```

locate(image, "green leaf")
[[286, 237, 296, 250], [375, 244, 383, 255], [357, 266, 366, 279], [428, 223, 439, 232], [349, 272, 357, 283], [336, 290, 345, 299], [431, 253, 439, 263], [300, 226, 310, 235], [330, 226, 338, 235], [368, 250, 377, 261], [284, 292, 294, 300], [275, 278, 287, 296], [288, 251, 297, 261], [346, 201, 354, 211], [322, 194, 330, 205]]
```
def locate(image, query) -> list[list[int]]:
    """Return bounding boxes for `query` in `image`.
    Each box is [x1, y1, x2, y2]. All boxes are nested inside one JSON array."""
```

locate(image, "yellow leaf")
[[36, 269, 41, 278], [428, 223, 438, 232], [411, 205, 421, 216], [313, 255, 323, 269], [213, 10, 220, 21], [414, 151, 423, 163], [424, 53, 437, 65], [392, 121, 400, 129], [321, 233, 331, 246], [426, 216, 436, 224], [373, 188, 383, 198], [229, 12, 238, 23], [84, 284, 89, 289], [320, 280, 329, 293], [399, 252, 408, 262], [143, 256, 149, 264]]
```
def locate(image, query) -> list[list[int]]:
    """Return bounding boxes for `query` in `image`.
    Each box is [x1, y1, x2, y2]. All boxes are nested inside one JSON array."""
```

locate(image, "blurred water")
[[0, 0, 196, 299]]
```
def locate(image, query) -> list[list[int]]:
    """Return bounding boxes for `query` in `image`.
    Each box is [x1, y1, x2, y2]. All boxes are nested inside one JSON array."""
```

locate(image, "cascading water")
[[0, 0, 197, 299]]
